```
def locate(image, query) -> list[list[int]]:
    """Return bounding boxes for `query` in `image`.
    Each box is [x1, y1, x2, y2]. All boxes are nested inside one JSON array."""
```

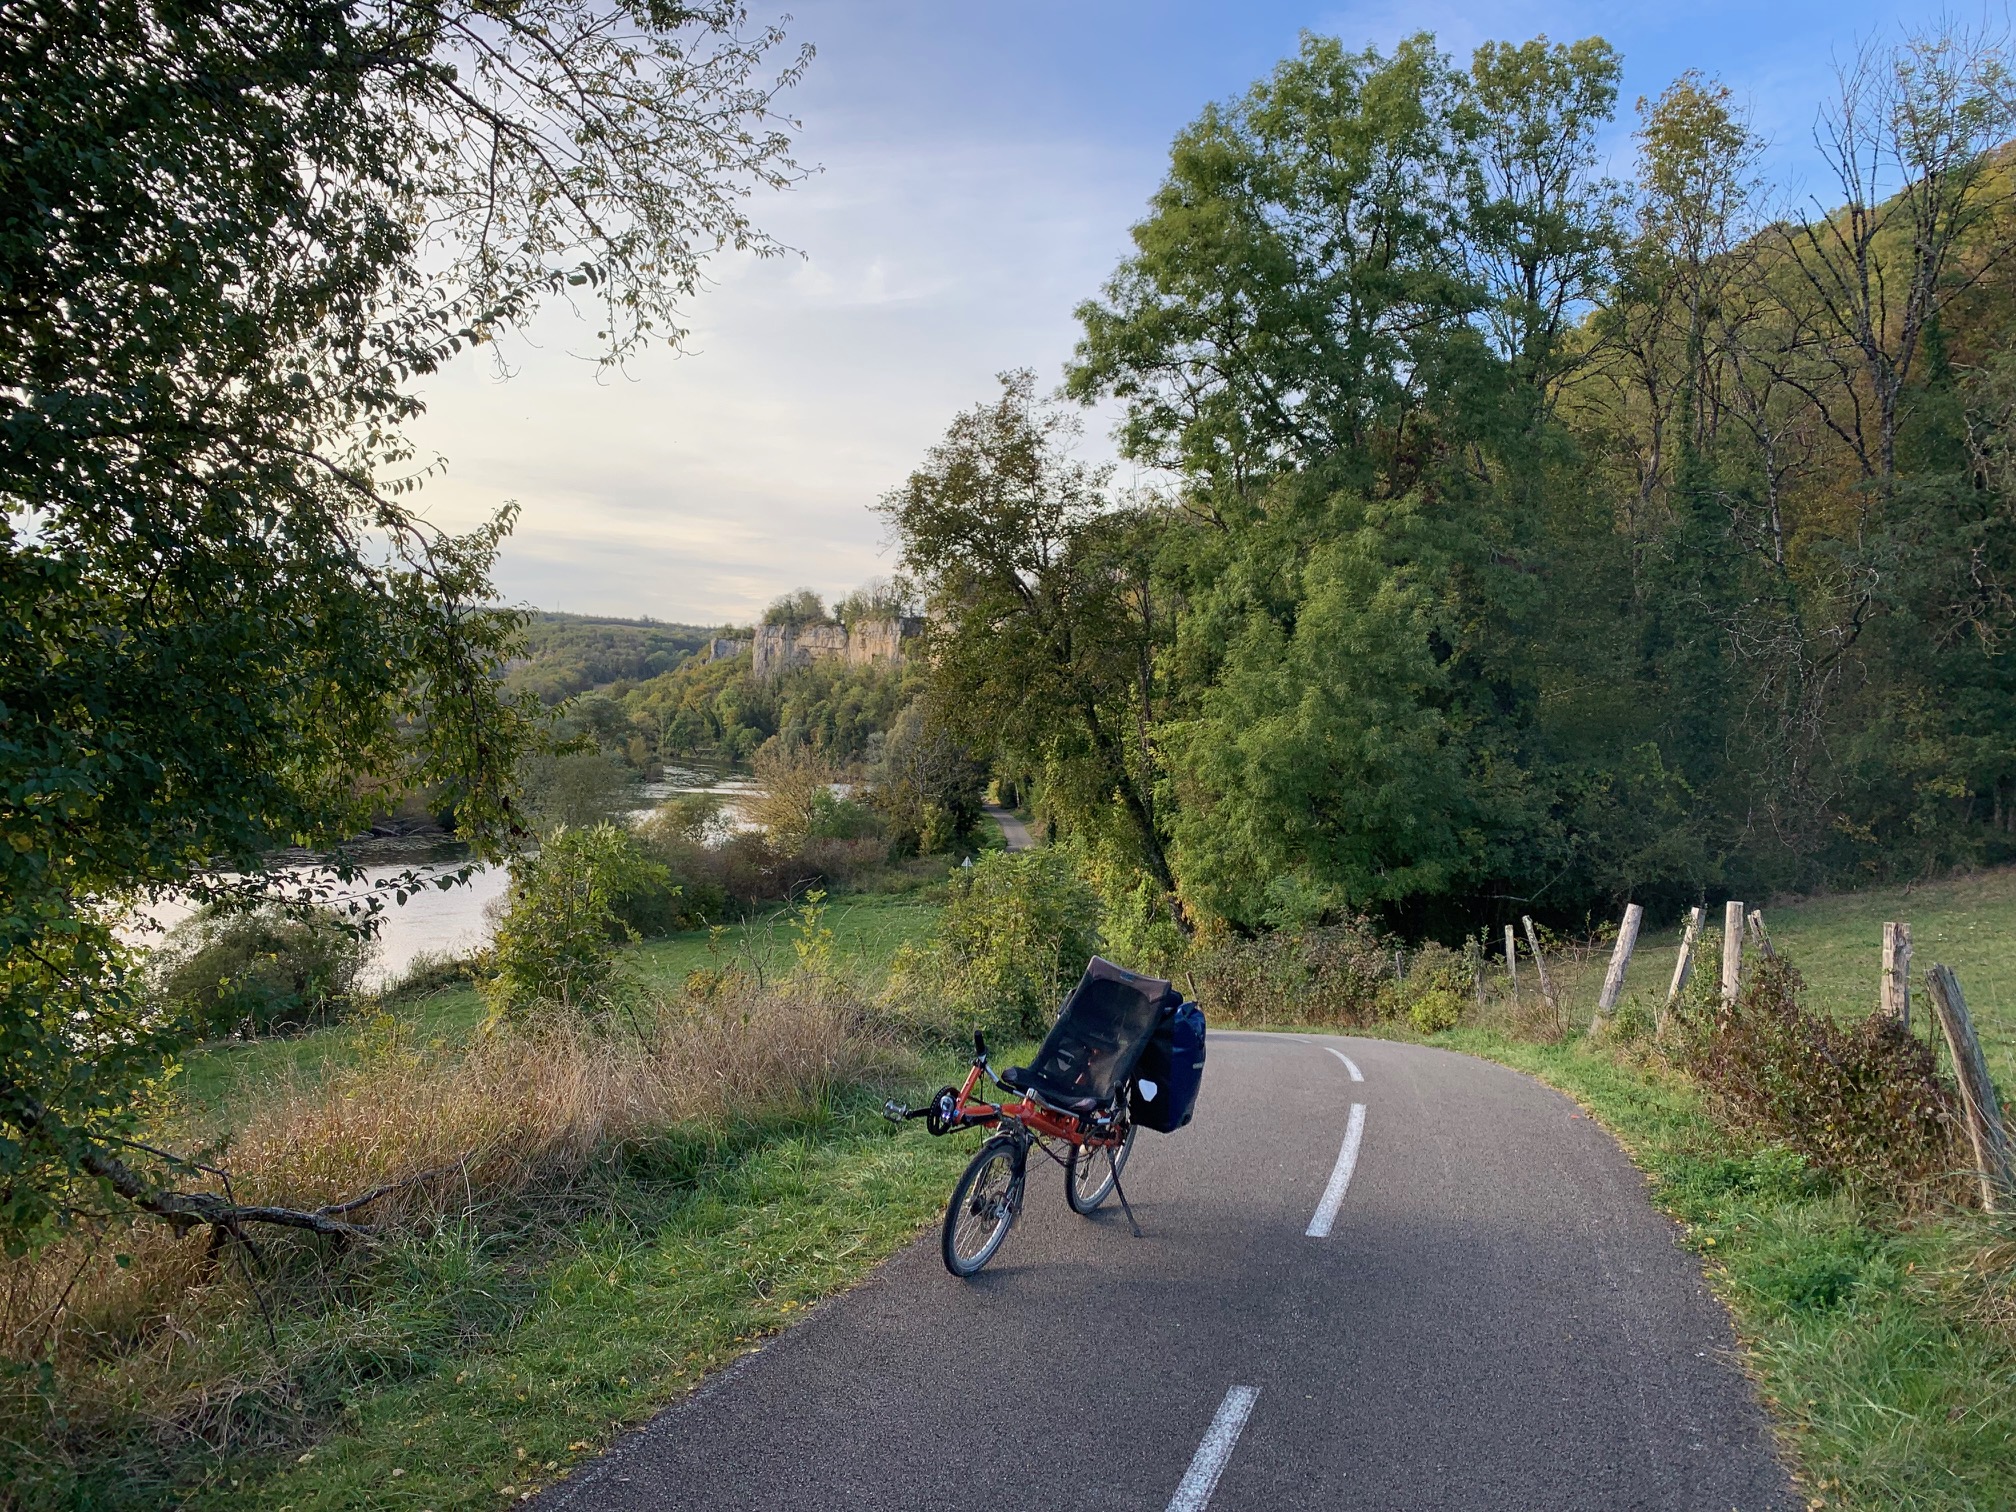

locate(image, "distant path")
[[540, 1034, 1794, 1511], [984, 803, 1033, 852]]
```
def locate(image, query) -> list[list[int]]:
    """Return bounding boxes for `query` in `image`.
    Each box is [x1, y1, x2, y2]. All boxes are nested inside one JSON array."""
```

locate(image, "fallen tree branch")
[[315, 1161, 470, 1217], [2, 1076, 469, 1244]]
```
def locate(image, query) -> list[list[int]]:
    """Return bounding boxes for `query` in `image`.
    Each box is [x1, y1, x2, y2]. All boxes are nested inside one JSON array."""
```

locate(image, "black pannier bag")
[[1130, 999, 1206, 1132], [998, 956, 1177, 1116]]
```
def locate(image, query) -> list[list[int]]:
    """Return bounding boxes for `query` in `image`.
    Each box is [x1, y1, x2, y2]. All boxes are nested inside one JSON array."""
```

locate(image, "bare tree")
[[1600, 72, 1767, 518], [1774, 22, 2016, 478]]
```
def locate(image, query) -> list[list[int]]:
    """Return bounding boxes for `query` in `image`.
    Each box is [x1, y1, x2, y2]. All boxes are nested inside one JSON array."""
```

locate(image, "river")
[[130, 762, 760, 988]]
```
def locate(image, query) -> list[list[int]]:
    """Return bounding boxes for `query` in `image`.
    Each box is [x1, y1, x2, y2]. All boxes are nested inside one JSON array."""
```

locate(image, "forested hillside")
[[504, 612, 720, 704], [888, 27, 2016, 937]]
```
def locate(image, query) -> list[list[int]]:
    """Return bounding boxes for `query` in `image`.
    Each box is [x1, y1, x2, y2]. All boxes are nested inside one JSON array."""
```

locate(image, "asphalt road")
[[542, 1032, 1795, 1511], [984, 803, 1034, 852]]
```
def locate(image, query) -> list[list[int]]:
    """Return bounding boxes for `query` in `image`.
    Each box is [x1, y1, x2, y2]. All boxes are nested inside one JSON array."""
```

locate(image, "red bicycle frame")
[[889, 1033, 1128, 1152]]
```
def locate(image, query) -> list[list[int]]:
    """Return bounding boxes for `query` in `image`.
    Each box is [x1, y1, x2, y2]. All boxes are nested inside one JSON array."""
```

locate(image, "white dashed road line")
[[1324, 1046, 1364, 1082], [1305, 1103, 1367, 1239], [1166, 1385, 1261, 1512]]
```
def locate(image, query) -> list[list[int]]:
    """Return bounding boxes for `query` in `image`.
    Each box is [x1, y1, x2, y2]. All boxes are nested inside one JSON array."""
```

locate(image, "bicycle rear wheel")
[[1066, 1123, 1136, 1214], [942, 1136, 1022, 1277]]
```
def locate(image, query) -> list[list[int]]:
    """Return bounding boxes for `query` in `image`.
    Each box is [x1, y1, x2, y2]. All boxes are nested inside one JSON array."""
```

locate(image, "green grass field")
[[1526, 871, 2016, 1086], [173, 892, 944, 1123], [191, 1102, 980, 1512], [624, 891, 943, 994]]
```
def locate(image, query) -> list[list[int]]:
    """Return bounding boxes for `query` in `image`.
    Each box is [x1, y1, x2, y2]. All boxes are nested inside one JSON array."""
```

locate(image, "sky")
[[402, 0, 1947, 626]]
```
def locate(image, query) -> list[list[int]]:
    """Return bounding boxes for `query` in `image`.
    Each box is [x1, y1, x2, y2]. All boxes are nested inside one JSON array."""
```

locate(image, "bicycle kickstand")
[[1109, 1153, 1144, 1239]]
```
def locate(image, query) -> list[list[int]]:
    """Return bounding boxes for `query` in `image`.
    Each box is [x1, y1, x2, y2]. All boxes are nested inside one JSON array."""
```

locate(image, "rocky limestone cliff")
[[751, 616, 922, 680]]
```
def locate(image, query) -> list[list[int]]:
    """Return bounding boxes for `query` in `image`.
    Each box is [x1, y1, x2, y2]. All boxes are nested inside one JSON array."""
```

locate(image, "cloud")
[[402, 121, 1147, 623], [397, 0, 1928, 624]]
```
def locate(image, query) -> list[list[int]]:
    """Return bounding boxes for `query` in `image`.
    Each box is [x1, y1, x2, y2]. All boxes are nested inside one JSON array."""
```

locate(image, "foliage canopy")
[[0, 0, 805, 1239], [890, 22, 2016, 941]]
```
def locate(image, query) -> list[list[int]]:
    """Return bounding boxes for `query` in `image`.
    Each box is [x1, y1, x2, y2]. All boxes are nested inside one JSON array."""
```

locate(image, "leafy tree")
[[1162, 500, 1484, 925], [1067, 34, 1477, 495], [484, 826, 670, 1019], [763, 588, 832, 627], [880, 373, 1178, 895], [0, 0, 805, 1242], [1772, 22, 2016, 479], [1462, 36, 1624, 397], [149, 904, 372, 1039], [517, 751, 641, 834], [747, 745, 840, 847], [872, 702, 986, 855], [834, 576, 918, 628]]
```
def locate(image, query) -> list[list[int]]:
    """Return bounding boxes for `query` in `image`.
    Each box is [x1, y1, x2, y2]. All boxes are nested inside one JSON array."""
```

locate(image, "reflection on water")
[[633, 761, 762, 830], [129, 761, 755, 987], [129, 859, 509, 990]]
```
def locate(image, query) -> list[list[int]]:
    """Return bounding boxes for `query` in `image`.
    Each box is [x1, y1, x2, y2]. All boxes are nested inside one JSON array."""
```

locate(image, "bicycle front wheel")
[[942, 1136, 1022, 1277], [1066, 1123, 1136, 1214]]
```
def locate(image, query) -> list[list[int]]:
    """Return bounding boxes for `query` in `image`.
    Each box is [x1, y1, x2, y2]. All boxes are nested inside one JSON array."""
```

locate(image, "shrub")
[[1185, 917, 1394, 1027], [1670, 953, 1965, 1204], [631, 798, 734, 925], [1407, 986, 1464, 1034], [1387, 941, 1470, 1031], [805, 789, 879, 841], [642, 792, 728, 843], [377, 949, 478, 1000], [149, 905, 370, 1037], [630, 819, 882, 930], [516, 750, 639, 833], [746, 744, 838, 847], [883, 848, 1100, 1039], [483, 825, 669, 1019], [1081, 843, 1186, 979], [871, 702, 984, 855], [795, 835, 888, 889]]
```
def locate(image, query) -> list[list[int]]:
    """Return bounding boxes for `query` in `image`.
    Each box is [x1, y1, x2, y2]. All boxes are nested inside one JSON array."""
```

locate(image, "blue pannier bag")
[[1129, 999, 1206, 1132]]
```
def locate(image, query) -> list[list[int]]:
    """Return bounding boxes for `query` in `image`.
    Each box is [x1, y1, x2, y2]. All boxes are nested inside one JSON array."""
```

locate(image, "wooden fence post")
[[1746, 909, 1777, 961], [1522, 915, 1559, 1032], [1504, 924, 1519, 1001], [1924, 964, 2016, 1212], [1659, 906, 1704, 1040], [1881, 922, 1912, 1029], [1720, 901, 1745, 1005], [1591, 903, 1644, 1033]]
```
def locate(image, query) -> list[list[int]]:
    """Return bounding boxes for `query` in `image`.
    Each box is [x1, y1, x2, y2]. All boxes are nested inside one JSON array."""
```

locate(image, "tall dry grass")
[[1, 975, 904, 1498], [227, 979, 893, 1221]]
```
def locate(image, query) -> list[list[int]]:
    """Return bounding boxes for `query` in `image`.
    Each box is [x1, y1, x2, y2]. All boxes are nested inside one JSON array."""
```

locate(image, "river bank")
[[127, 762, 761, 986]]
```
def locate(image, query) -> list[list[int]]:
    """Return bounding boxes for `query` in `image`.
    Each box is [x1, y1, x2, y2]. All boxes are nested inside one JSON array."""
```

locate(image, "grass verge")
[[1433, 1027, 2016, 1512], [9, 890, 961, 1512], [8, 1037, 987, 1512], [185, 1101, 975, 1512], [172, 893, 945, 1124]]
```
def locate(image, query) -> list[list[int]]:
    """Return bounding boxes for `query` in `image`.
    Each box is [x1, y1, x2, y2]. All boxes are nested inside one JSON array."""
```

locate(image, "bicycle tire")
[[942, 1136, 1023, 1277], [1065, 1122, 1136, 1214]]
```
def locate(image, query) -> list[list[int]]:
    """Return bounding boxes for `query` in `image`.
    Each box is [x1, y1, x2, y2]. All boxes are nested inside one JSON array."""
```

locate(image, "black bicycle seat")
[[999, 1065, 1102, 1116]]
